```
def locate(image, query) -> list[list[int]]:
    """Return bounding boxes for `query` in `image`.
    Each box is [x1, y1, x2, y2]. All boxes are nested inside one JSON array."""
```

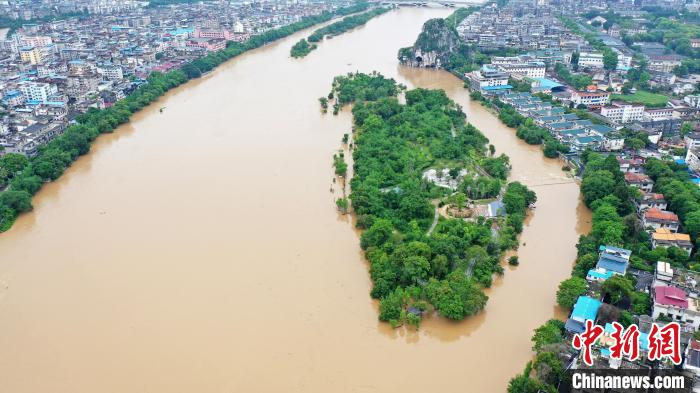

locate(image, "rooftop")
[[654, 285, 688, 309], [644, 208, 679, 222], [571, 296, 602, 322]]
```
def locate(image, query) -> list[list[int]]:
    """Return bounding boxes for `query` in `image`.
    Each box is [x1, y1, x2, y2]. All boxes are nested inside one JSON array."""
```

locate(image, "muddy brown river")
[[0, 7, 591, 392]]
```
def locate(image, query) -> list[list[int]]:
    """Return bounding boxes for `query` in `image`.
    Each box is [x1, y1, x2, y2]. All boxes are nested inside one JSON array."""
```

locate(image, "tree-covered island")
[[325, 72, 535, 327], [290, 7, 390, 58]]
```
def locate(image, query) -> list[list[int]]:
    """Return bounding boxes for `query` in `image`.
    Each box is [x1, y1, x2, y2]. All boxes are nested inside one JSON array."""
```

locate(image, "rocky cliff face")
[[398, 18, 461, 69]]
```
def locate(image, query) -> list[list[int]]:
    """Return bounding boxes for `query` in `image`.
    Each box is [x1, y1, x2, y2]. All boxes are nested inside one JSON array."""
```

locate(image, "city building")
[[571, 89, 611, 108], [18, 81, 58, 103], [643, 208, 680, 233], [651, 228, 692, 255], [578, 51, 604, 68], [600, 101, 644, 124]]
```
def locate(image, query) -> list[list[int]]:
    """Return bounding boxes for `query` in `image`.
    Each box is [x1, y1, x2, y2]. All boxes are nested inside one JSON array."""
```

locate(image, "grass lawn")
[[611, 90, 669, 108]]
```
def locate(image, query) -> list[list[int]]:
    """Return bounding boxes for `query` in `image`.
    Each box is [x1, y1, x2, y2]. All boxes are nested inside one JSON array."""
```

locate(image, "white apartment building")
[[570, 90, 611, 108], [18, 35, 53, 48], [612, 48, 632, 68], [578, 52, 604, 68], [19, 81, 58, 103], [97, 64, 124, 81], [465, 65, 510, 91], [498, 61, 546, 78], [643, 108, 674, 121], [600, 102, 644, 124]]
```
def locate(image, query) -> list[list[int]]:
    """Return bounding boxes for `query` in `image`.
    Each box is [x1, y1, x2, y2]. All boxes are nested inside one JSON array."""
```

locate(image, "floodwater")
[[0, 7, 590, 393]]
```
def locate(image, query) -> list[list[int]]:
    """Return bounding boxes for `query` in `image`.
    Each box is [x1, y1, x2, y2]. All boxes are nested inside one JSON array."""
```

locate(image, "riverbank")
[[0, 2, 371, 233], [291, 7, 391, 58]]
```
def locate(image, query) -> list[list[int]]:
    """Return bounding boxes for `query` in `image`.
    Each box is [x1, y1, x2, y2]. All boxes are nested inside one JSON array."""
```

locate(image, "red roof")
[[625, 172, 651, 183], [655, 286, 688, 308], [645, 208, 679, 222]]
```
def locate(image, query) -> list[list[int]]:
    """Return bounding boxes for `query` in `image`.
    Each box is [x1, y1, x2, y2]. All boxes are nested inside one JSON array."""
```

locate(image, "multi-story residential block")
[[194, 27, 234, 41], [19, 81, 58, 103], [97, 64, 124, 81], [571, 90, 610, 108], [494, 60, 546, 78], [600, 101, 644, 124], [647, 55, 682, 73], [19, 46, 43, 64], [643, 108, 674, 122], [465, 65, 511, 92], [578, 51, 604, 68]]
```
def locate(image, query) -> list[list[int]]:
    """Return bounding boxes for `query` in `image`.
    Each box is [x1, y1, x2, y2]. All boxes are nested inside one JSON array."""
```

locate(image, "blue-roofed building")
[[465, 65, 511, 93], [565, 296, 602, 333], [532, 77, 564, 93], [590, 124, 615, 136], [587, 268, 614, 282], [595, 245, 631, 276], [573, 135, 604, 151]]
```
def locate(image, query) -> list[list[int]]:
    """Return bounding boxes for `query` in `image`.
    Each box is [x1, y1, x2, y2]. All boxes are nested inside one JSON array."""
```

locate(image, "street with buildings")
[[0, 0, 354, 157]]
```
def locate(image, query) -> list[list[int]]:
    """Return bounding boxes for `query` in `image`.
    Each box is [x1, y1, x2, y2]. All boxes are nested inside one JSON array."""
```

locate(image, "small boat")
[[159, 107, 166, 113]]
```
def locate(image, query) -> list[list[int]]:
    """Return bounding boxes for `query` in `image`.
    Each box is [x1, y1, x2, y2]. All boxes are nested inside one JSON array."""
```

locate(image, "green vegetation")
[[333, 151, 348, 177], [329, 73, 535, 326], [623, 13, 700, 59], [319, 96, 329, 112], [398, 8, 519, 76], [336, 197, 349, 213], [290, 5, 387, 58], [508, 319, 568, 392], [290, 39, 316, 58], [0, 4, 372, 233], [556, 277, 587, 310], [0, 12, 86, 34], [308, 7, 389, 43], [610, 90, 669, 108], [645, 158, 700, 260], [601, 275, 634, 305], [554, 63, 592, 90], [531, 319, 565, 353]]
